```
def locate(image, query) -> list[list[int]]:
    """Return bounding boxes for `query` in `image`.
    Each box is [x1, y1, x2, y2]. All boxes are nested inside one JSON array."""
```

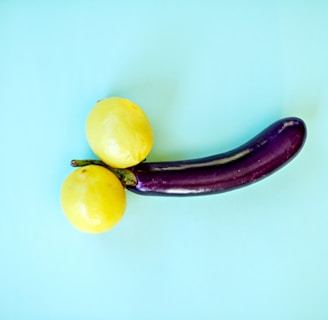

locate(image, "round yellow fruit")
[[60, 165, 126, 233], [86, 97, 153, 168]]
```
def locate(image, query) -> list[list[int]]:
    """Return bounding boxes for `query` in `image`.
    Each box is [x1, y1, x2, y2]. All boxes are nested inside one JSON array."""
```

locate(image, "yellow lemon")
[[60, 165, 126, 233], [86, 97, 153, 168]]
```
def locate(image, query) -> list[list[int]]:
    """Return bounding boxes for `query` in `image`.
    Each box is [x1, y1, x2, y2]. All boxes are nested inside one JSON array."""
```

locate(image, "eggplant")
[[72, 117, 306, 196]]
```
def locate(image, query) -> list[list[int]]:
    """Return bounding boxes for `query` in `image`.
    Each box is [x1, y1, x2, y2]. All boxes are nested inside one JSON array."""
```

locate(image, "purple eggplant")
[[72, 117, 306, 196], [126, 117, 306, 196]]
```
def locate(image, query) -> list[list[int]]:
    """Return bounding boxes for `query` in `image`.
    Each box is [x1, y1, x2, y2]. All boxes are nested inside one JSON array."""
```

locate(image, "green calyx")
[[71, 159, 137, 187]]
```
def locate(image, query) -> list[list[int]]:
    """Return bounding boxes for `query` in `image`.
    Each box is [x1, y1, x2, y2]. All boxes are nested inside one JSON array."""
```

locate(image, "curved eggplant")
[[72, 117, 306, 196], [125, 117, 306, 196]]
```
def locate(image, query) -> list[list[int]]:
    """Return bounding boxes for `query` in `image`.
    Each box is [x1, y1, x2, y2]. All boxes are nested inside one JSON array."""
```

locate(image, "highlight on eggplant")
[[71, 117, 306, 196]]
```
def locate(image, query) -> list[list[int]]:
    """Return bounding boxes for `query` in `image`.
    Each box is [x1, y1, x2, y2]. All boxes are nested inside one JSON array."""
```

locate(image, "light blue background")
[[1, 1, 327, 319]]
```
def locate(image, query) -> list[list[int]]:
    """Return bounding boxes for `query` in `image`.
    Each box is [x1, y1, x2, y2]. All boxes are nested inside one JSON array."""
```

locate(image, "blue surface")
[[1, 1, 327, 319]]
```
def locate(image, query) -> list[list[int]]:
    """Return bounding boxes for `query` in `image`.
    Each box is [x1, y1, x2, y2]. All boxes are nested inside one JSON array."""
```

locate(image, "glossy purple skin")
[[126, 117, 306, 196]]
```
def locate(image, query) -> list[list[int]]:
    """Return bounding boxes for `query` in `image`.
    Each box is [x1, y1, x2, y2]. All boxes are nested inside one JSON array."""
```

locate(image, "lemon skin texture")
[[86, 97, 153, 168], [60, 165, 126, 233]]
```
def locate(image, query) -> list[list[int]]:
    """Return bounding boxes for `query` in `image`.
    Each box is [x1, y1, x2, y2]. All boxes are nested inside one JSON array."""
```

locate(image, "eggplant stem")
[[71, 159, 137, 187]]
